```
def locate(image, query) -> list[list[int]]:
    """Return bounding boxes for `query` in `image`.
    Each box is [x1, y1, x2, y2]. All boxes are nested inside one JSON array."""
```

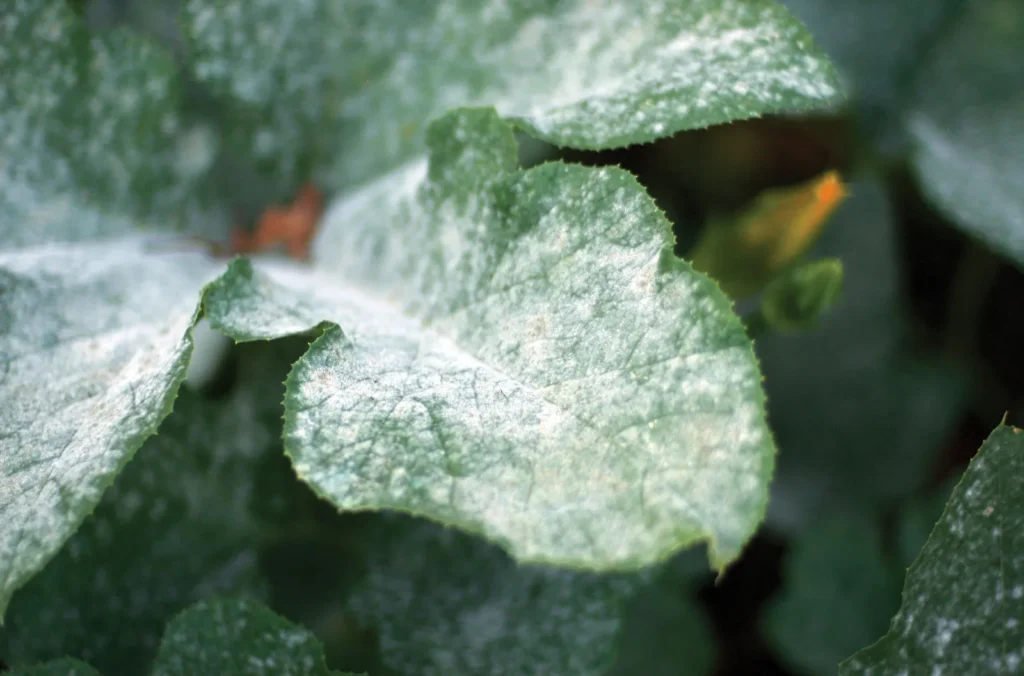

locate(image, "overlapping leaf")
[[0, 240, 223, 615], [204, 107, 775, 570], [0, 347, 301, 674], [182, 0, 843, 191], [781, 0, 962, 139], [841, 424, 1024, 674]]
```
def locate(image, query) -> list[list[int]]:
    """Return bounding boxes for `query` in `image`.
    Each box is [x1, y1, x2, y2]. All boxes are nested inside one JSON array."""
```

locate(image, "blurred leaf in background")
[[764, 514, 902, 674], [905, 0, 1024, 267], [781, 0, 965, 145]]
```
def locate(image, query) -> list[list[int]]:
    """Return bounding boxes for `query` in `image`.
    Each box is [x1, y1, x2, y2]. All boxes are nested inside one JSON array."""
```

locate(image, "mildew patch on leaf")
[[182, 0, 843, 190], [0, 0, 221, 247], [151, 599, 334, 676], [841, 424, 1024, 674], [205, 108, 774, 571], [0, 239, 224, 616], [0, 378, 288, 673]]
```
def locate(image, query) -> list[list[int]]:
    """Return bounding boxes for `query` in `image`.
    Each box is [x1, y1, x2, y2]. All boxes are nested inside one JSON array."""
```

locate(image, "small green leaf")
[[205, 108, 776, 571], [182, 0, 843, 191], [150, 599, 341, 676], [840, 424, 1024, 674], [6, 658, 102, 676], [759, 257, 844, 333], [341, 516, 644, 675], [765, 514, 901, 674], [0, 349, 299, 674], [906, 0, 1024, 267]]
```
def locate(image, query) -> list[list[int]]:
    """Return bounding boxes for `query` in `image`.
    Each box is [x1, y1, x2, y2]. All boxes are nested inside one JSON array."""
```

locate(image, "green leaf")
[[182, 0, 843, 191], [204, 108, 775, 571], [757, 179, 968, 531], [611, 551, 715, 676], [841, 424, 1024, 674], [0, 240, 225, 616], [906, 0, 1024, 266], [150, 598, 342, 676], [6, 658, 102, 676], [340, 515, 644, 675], [765, 514, 901, 674], [0, 345, 302, 674], [758, 257, 844, 334], [0, 0, 220, 246]]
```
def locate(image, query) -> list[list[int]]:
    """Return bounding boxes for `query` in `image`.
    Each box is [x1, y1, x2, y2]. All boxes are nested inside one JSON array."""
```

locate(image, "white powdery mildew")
[[0, 237, 221, 611], [843, 426, 1023, 674], [0, 383, 276, 667], [183, 0, 840, 188], [1, 0, 222, 247], [488, 1, 838, 140], [245, 113, 773, 569]]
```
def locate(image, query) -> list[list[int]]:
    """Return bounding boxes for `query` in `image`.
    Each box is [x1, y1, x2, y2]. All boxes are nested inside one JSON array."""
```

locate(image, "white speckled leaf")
[[0, 239, 224, 616], [342, 516, 643, 676], [840, 424, 1024, 675], [0, 358, 297, 674], [0, 0, 222, 247], [151, 599, 341, 676], [0, 0, 240, 619], [182, 0, 842, 191], [204, 108, 774, 571], [906, 0, 1024, 267]]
